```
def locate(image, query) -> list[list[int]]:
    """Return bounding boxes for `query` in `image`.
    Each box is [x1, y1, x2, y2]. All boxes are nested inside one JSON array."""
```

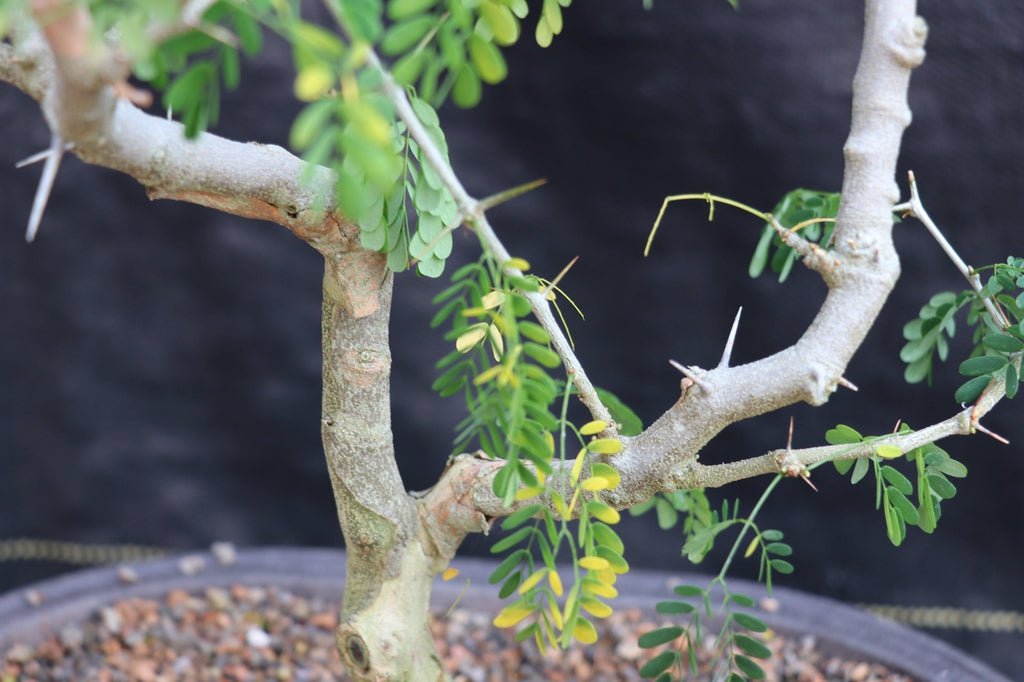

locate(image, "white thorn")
[[25, 134, 65, 243], [717, 306, 743, 369], [15, 142, 72, 169], [837, 376, 859, 392], [669, 359, 711, 392]]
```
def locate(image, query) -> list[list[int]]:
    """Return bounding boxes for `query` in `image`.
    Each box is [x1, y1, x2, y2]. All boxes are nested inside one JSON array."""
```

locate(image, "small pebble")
[[246, 627, 272, 648], [117, 565, 140, 584], [212, 541, 238, 566], [23, 589, 43, 607], [178, 554, 207, 576]]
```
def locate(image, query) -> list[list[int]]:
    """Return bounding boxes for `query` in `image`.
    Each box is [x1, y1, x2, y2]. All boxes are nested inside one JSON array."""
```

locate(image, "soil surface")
[[1, 584, 914, 681]]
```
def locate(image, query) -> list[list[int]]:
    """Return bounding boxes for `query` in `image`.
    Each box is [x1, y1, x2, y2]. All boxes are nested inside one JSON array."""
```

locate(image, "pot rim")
[[0, 546, 1010, 681]]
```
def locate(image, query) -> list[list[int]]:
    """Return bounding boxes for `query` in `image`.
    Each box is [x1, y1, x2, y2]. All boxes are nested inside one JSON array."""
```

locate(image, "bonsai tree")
[[2, 0, 1017, 679]]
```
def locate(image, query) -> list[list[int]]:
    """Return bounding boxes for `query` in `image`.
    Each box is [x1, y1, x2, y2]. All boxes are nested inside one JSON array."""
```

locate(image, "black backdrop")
[[2, 0, 1022, 676]]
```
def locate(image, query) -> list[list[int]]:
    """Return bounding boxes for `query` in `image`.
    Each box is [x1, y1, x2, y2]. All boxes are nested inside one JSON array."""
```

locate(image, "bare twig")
[[904, 170, 1011, 328]]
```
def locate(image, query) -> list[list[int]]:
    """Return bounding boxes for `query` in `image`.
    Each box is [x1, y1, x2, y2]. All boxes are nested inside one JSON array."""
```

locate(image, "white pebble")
[[247, 627, 272, 648]]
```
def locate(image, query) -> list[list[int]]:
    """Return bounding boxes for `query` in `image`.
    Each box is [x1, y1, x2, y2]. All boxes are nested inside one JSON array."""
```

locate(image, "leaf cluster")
[[489, 416, 630, 652], [901, 257, 1024, 400], [638, 584, 771, 682], [748, 189, 839, 282], [826, 423, 967, 546]]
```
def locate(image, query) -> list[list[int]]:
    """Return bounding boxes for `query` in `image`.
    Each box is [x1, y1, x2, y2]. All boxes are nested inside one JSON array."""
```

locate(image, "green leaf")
[[387, 0, 438, 20], [958, 355, 1007, 376], [917, 474, 937, 533], [638, 626, 684, 648], [502, 503, 541, 529], [850, 458, 870, 485], [748, 226, 773, 278], [825, 424, 862, 445], [887, 486, 919, 526], [1007, 363, 1020, 399], [904, 356, 931, 384], [984, 333, 1024, 353], [732, 612, 768, 633], [759, 529, 783, 542], [490, 527, 533, 554], [764, 542, 792, 557], [639, 651, 677, 678], [488, 548, 528, 583], [935, 458, 968, 479], [467, 35, 507, 84], [523, 343, 561, 368], [672, 584, 705, 598], [595, 387, 644, 436], [655, 498, 678, 530], [381, 16, 435, 55], [928, 474, 957, 499], [479, 0, 520, 45], [769, 559, 794, 574], [954, 375, 991, 404], [655, 600, 695, 615], [880, 465, 912, 495], [734, 634, 771, 659], [734, 654, 766, 679]]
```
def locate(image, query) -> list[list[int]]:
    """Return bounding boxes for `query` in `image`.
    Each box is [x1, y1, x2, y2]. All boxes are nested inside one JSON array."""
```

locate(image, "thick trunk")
[[320, 255, 451, 681]]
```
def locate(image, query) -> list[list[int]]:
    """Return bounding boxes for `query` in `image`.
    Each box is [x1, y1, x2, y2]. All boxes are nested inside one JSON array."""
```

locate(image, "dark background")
[[2, 0, 1022, 676]]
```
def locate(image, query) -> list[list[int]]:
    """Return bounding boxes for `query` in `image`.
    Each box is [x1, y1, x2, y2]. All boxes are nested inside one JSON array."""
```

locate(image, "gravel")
[[1, 585, 915, 681]]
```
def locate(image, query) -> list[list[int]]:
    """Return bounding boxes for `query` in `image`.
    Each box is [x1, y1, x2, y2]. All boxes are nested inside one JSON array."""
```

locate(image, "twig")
[[717, 306, 742, 369], [366, 49, 614, 429], [905, 170, 1011, 329]]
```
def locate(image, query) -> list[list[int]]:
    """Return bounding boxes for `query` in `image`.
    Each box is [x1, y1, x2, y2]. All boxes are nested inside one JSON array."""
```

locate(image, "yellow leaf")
[[595, 570, 617, 586], [442, 567, 460, 581], [488, 324, 504, 360], [518, 568, 547, 594], [581, 476, 610, 492], [493, 604, 533, 628], [548, 598, 564, 630], [562, 586, 578, 623], [588, 503, 620, 525], [579, 556, 610, 571], [473, 365, 503, 385], [590, 463, 621, 489], [582, 580, 618, 599], [481, 290, 506, 309], [744, 535, 760, 558], [456, 324, 488, 353], [565, 488, 581, 519], [514, 485, 545, 501], [543, 432, 555, 458], [875, 445, 902, 459], [579, 420, 607, 436], [570, 449, 587, 485], [573, 617, 598, 644], [552, 493, 567, 518], [581, 598, 612, 618], [505, 257, 530, 271], [294, 64, 334, 102], [460, 306, 488, 317], [548, 570, 564, 597], [587, 438, 624, 455]]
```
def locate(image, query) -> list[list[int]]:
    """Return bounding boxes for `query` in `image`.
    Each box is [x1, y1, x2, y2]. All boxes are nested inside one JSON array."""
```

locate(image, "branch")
[[1, 10, 356, 261], [365, 50, 616, 432], [902, 170, 1011, 329]]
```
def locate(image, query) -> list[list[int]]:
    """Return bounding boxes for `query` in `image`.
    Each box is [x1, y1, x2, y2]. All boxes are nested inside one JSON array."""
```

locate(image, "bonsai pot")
[[0, 547, 1010, 681]]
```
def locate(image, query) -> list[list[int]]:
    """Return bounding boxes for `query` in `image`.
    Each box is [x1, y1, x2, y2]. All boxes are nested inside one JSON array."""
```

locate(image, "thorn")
[[786, 415, 794, 451], [974, 422, 1010, 445], [837, 376, 859, 392], [478, 178, 547, 212], [25, 134, 66, 242], [544, 255, 579, 296], [669, 360, 711, 392], [717, 306, 743, 369], [15, 142, 73, 169], [799, 470, 819, 492], [892, 419, 902, 433]]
